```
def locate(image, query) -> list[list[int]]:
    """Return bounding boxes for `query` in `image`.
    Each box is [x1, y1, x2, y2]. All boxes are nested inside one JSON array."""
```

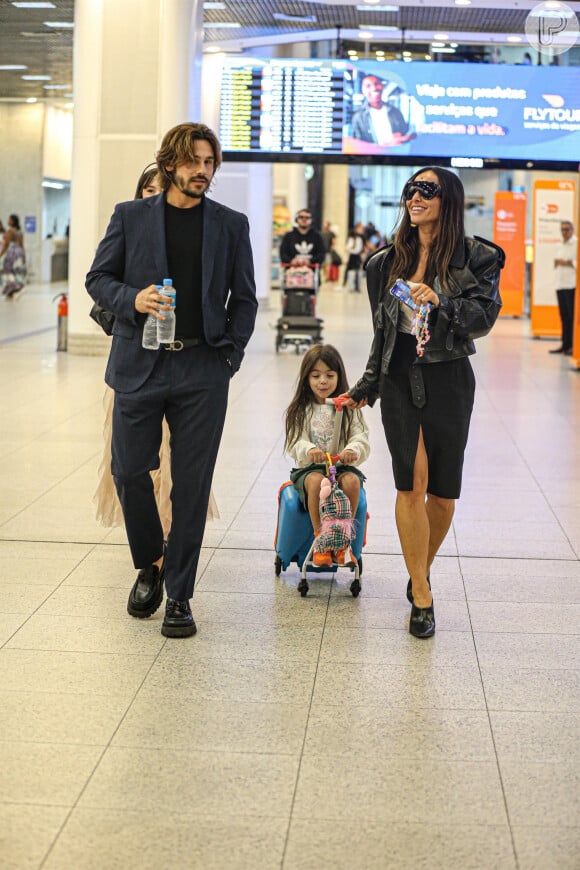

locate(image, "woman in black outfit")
[[344, 167, 504, 638]]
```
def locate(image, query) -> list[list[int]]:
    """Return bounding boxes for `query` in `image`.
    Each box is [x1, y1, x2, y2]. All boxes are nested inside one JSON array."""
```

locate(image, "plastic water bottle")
[[141, 285, 162, 350], [157, 279, 176, 344]]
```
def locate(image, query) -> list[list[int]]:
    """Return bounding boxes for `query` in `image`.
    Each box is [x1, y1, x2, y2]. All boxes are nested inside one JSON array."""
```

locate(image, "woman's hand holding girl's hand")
[[409, 282, 439, 308], [338, 449, 358, 465], [337, 392, 368, 409], [308, 447, 326, 464]]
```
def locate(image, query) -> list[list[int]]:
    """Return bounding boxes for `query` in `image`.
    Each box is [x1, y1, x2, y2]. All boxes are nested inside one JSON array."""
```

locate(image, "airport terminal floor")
[[0, 277, 579, 869]]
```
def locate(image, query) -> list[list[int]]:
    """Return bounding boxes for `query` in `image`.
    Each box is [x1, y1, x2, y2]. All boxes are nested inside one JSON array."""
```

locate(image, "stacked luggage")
[[275, 264, 323, 353]]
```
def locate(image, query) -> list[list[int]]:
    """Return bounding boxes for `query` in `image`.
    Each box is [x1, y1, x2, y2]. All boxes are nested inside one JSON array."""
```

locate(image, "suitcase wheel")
[[298, 579, 309, 597], [350, 578, 361, 598], [275, 555, 282, 577]]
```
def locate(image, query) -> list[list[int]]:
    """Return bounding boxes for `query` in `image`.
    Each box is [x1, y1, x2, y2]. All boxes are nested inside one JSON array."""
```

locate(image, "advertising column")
[[531, 179, 576, 337], [572, 184, 580, 369], [493, 191, 526, 317]]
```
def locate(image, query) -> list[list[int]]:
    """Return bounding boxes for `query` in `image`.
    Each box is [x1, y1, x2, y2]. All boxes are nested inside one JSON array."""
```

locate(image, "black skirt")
[[379, 332, 475, 499]]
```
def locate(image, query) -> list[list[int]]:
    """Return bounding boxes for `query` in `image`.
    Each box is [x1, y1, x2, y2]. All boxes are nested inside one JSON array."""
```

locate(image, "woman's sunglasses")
[[403, 181, 442, 201]]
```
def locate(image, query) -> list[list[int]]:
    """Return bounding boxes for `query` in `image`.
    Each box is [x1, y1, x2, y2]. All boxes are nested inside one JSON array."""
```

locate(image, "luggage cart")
[[274, 398, 369, 597], [275, 263, 323, 353]]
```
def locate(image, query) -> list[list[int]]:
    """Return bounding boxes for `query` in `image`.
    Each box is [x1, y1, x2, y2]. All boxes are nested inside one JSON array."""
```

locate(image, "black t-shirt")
[[164, 198, 203, 340]]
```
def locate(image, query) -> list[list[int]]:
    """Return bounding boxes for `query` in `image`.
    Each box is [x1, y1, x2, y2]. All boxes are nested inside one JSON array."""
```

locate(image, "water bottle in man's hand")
[[157, 278, 176, 344], [142, 284, 162, 349]]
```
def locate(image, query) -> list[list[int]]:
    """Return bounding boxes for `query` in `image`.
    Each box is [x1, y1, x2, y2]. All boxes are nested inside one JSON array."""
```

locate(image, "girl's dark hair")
[[134, 164, 164, 199], [8, 214, 21, 230], [388, 166, 465, 293], [284, 344, 358, 452], [156, 122, 222, 190]]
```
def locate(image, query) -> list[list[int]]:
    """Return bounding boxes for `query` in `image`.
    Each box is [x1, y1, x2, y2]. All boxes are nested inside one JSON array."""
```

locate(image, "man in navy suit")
[[86, 122, 258, 638]]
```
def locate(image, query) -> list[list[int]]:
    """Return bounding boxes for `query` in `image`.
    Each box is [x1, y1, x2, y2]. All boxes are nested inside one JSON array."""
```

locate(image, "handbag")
[[89, 303, 115, 336]]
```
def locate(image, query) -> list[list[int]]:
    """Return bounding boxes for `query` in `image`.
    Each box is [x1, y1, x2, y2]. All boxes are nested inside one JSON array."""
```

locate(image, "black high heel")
[[409, 601, 435, 638], [406, 575, 431, 605]]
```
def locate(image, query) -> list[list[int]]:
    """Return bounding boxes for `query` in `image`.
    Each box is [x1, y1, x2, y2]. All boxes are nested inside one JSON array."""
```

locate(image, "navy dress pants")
[[111, 344, 230, 601], [556, 287, 575, 351]]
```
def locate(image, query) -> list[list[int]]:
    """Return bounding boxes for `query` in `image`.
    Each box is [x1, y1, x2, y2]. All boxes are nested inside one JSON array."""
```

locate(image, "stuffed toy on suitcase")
[[313, 459, 357, 568]]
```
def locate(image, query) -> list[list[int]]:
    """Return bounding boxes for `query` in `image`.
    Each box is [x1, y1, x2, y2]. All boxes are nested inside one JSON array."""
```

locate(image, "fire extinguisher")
[[53, 292, 68, 351]]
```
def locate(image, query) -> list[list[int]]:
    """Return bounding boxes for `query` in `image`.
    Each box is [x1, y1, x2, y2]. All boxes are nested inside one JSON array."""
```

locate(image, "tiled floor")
[[0, 280, 579, 870]]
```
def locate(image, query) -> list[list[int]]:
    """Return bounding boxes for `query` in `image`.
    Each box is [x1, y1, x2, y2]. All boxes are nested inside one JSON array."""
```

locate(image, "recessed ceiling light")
[[203, 1, 225, 7], [22, 74, 51, 80], [433, 33, 449, 41], [202, 21, 241, 28], [12, 2, 56, 7], [356, 3, 399, 9], [26, 97, 37, 103], [0, 65, 28, 70], [358, 31, 373, 39], [43, 84, 69, 90], [360, 24, 398, 30], [431, 43, 446, 48], [273, 13, 316, 22], [44, 21, 74, 28], [204, 46, 222, 53], [454, 0, 471, 6], [507, 35, 522, 42]]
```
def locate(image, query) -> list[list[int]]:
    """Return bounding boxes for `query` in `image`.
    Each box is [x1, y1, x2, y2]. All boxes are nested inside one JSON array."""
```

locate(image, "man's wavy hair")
[[388, 166, 465, 294], [156, 122, 222, 188]]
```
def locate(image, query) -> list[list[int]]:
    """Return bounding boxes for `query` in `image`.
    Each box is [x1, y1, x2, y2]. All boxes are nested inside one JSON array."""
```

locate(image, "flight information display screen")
[[218, 58, 580, 166]]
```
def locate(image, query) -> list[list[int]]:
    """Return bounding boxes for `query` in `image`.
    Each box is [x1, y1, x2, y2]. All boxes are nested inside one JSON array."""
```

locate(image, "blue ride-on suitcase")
[[274, 481, 368, 597]]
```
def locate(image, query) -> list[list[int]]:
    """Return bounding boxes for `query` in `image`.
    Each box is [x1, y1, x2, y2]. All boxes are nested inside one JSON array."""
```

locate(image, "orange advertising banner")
[[493, 191, 526, 317], [572, 183, 580, 370], [531, 179, 576, 338]]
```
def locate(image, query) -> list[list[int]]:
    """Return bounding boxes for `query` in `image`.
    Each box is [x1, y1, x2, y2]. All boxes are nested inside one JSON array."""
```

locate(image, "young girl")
[[285, 345, 370, 557]]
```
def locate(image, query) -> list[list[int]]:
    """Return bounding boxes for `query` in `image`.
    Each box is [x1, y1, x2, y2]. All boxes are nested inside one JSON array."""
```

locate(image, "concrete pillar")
[[322, 164, 350, 257], [68, 0, 203, 355]]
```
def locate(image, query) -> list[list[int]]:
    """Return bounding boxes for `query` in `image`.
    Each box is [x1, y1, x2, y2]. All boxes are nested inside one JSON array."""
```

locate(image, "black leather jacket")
[[349, 236, 505, 405]]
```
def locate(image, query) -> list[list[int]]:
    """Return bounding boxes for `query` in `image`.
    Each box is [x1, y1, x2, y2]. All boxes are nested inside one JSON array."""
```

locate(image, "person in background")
[[279, 209, 326, 266], [86, 122, 257, 639], [549, 220, 577, 356], [321, 220, 336, 254], [344, 222, 366, 292], [93, 164, 220, 538], [0, 213, 27, 300], [343, 167, 504, 640]]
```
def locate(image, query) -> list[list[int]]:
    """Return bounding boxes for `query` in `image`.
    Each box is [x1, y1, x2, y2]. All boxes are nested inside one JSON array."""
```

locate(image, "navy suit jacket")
[[86, 193, 258, 392]]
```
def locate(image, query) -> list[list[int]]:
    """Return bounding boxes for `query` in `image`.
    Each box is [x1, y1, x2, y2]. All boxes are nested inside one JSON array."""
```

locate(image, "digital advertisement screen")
[[218, 58, 580, 167]]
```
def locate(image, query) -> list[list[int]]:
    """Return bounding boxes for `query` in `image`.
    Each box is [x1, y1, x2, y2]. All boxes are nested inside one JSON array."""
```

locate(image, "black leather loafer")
[[127, 563, 164, 618], [161, 598, 197, 638], [406, 575, 431, 606], [409, 602, 435, 638]]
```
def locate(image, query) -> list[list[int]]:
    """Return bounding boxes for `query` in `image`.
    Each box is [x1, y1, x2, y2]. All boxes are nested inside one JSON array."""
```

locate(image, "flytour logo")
[[525, 2, 579, 56]]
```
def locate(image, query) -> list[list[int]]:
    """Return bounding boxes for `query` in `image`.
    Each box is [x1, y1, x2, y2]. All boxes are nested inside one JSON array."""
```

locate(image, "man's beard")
[[173, 172, 210, 199]]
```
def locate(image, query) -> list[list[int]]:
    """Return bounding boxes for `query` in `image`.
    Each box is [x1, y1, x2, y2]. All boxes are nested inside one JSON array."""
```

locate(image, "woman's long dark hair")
[[284, 344, 359, 452], [387, 166, 465, 293]]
